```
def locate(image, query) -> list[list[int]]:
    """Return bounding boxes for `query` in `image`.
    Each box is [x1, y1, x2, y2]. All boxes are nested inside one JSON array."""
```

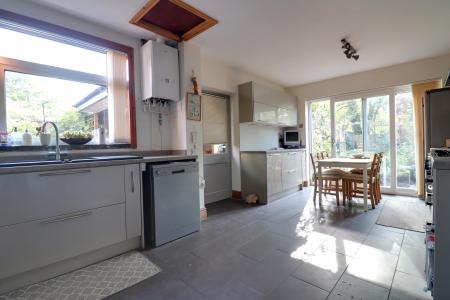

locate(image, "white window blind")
[[202, 94, 227, 144]]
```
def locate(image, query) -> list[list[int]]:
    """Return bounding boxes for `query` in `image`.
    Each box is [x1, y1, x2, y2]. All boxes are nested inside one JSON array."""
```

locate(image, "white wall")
[[287, 53, 450, 143], [202, 56, 285, 191], [0, 0, 168, 151]]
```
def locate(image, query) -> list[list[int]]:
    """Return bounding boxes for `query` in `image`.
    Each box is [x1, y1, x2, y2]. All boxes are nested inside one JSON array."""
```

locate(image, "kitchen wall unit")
[[240, 149, 306, 203], [0, 163, 142, 293], [239, 81, 297, 126]]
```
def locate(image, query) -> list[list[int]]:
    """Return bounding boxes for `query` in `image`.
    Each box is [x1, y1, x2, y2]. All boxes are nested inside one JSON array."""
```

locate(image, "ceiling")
[[26, 0, 450, 87]]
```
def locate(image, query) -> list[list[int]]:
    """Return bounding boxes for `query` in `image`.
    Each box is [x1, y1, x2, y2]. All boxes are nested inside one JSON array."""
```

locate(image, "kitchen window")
[[0, 10, 136, 148]]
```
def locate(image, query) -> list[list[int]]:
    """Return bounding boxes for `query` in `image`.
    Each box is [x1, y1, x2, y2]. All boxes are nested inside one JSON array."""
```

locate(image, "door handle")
[[172, 169, 185, 174], [40, 211, 92, 224], [131, 171, 135, 193], [39, 169, 91, 176]]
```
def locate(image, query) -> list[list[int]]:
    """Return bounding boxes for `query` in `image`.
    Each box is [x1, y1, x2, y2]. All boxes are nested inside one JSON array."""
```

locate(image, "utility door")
[[202, 93, 231, 204]]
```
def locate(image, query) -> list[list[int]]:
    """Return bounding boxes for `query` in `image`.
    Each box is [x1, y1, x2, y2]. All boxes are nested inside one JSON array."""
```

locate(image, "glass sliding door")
[[309, 100, 332, 154], [366, 95, 390, 187], [395, 92, 416, 190], [308, 88, 417, 194], [334, 99, 363, 157]]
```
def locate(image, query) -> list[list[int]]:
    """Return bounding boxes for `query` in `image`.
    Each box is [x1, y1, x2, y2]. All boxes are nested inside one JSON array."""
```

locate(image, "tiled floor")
[[108, 188, 432, 300]]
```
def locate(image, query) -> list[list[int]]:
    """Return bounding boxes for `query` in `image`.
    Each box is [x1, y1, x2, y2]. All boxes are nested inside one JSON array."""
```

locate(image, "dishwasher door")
[[151, 161, 200, 246]]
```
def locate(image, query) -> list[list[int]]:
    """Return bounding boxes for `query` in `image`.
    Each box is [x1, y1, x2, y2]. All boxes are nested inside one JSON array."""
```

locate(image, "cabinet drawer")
[[282, 168, 298, 190], [0, 203, 126, 279], [0, 166, 125, 227]]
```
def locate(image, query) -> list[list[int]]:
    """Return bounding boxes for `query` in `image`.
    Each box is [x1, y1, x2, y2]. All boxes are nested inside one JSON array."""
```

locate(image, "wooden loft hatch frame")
[[130, 0, 218, 42]]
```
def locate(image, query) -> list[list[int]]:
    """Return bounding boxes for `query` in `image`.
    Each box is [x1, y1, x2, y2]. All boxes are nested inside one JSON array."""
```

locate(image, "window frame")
[[0, 9, 137, 148]]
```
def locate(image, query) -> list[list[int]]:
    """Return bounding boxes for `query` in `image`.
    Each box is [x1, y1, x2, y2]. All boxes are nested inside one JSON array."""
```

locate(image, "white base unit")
[[0, 163, 143, 293], [0, 204, 126, 279], [241, 149, 306, 203]]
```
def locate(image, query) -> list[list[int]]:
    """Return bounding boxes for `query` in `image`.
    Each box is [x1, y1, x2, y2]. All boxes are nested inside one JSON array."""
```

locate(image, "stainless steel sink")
[[0, 155, 142, 168]]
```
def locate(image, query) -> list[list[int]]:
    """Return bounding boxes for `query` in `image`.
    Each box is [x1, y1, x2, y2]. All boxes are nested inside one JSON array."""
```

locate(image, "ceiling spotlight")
[[340, 38, 359, 61]]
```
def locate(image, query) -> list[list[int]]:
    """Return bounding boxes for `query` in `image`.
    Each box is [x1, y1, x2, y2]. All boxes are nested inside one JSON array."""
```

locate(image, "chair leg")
[[370, 184, 376, 209], [313, 179, 318, 204], [335, 179, 340, 206], [342, 180, 347, 206]]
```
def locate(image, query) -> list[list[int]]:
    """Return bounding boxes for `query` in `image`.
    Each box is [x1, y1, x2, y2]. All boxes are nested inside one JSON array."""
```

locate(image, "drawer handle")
[[172, 169, 185, 174], [39, 169, 91, 176], [288, 169, 296, 173], [40, 211, 92, 224], [131, 171, 135, 193]]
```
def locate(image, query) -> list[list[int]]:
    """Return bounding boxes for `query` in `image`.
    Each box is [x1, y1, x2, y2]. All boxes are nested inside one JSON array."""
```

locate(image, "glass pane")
[[366, 95, 390, 186], [0, 27, 106, 76], [5, 71, 108, 145], [310, 100, 331, 154], [395, 92, 416, 189], [335, 99, 363, 157]]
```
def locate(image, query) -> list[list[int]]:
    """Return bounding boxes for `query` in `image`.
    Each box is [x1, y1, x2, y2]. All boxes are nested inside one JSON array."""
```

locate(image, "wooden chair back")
[[310, 153, 318, 178]]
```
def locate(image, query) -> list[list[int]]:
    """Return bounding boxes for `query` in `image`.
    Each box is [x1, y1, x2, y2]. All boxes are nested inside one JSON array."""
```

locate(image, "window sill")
[[0, 144, 132, 152]]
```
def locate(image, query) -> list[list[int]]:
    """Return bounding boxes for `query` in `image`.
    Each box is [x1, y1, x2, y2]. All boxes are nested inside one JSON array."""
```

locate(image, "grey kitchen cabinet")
[[0, 203, 126, 279], [0, 166, 125, 227], [267, 153, 283, 195], [0, 163, 143, 282], [125, 164, 142, 239], [241, 150, 305, 204], [239, 81, 298, 126], [282, 151, 300, 190]]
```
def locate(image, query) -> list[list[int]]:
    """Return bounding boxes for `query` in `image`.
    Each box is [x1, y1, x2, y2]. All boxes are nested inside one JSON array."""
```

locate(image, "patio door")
[[308, 88, 416, 194]]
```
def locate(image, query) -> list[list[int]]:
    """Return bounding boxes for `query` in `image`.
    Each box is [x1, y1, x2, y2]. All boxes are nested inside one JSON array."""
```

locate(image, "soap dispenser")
[[22, 129, 32, 146]]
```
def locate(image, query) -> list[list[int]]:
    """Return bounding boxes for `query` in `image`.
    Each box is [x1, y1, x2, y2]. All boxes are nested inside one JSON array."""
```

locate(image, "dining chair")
[[310, 153, 345, 206], [349, 152, 383, 204], [342, 153, 379, 209]]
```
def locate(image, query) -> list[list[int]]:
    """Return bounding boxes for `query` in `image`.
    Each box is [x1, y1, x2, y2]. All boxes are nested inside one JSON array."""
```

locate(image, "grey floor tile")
[[362, 234, 402, 256], [209, 279, 265, 300], [389, 271, 432, 300], [329, 274, 389, 300], [108, 192, 430, 300], [346, 245, 398, 289], [321, 228, 366, 257], [397, 243, 426, 279], [403, 230, 425, 248], [265, 276, 329, 300], [239, 249, 303, 295], [107, 272, 206, 300], [238, 231, 298, 262], [292, 248, 352, 292], [282, 231, 331, 261]]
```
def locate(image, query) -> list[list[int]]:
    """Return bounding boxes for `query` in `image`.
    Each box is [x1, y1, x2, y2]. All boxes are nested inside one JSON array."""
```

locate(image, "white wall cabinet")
[[241, 149, 306, 203], [0, 163, 142, 281], [239, 81, 298, 127]]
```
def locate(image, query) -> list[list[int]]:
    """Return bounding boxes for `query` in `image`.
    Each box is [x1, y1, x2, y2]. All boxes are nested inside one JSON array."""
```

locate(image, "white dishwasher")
[[144, 161, 200, 247]]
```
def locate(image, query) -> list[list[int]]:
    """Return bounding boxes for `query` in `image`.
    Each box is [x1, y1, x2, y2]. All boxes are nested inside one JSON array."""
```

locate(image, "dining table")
[[317, 157, 373, 211]]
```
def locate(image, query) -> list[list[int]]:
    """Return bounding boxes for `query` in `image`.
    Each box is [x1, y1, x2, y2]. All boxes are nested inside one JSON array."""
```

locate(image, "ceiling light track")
[[341, 38, 359, 61]]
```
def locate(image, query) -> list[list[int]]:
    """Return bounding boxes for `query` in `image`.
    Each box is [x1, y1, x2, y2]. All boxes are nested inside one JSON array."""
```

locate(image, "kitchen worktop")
[[241, 148, 306, 154], [0, 154, 197, 175]]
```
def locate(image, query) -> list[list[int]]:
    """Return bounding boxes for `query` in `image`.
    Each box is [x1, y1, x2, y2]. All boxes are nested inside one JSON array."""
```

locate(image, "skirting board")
[[200, 207, 207, 221], [232, 190, 242, 200], [0, 237, 141, 294]]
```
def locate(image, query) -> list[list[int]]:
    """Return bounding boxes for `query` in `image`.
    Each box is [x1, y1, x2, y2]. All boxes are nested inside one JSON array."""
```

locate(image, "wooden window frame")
[[130, 0, 217, 42], [0, 9, 137, 148]]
